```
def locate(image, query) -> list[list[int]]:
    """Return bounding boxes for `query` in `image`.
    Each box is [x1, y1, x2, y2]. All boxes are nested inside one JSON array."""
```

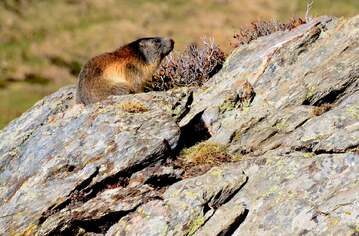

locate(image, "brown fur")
[[76, 37, 174, 105]]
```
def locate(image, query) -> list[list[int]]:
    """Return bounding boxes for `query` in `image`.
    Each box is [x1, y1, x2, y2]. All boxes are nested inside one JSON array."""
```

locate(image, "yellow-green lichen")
[[301, 134, 324, 143], [186, 216, 206, 236], [261, 185, 280, 198], [219, 98, 237, 113], [160, 225, 169, 236], [327, 216, 340, 227], [344, 211, 352, 216], [209, 167, 224, 177], [275, 120, 289, 132], [184, 191, 198, 199], [354, 222, 359, 233], [242, 100, 251, 113], [232, 154, 242, 162], [273, 188, 298, 205], [137, 207, 149, 219], [231, 131, 241, 143], [305, 85, 316, 101], [347, 105, 359, 119], [97, 105, 113, 114], [303, 152, 314, 158]]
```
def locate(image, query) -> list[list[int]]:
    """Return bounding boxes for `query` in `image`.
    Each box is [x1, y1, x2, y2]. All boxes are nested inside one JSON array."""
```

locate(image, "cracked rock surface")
[[0, 15, 358, 235]]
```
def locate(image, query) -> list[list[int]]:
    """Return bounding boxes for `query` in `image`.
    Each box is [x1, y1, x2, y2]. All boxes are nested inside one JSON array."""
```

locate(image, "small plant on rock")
[[148, 38, 226, 91], [176, 141, 239, 178], [311, 104, 334, 116], [119, 101, 149, 113], [232, 18, 306, 47]]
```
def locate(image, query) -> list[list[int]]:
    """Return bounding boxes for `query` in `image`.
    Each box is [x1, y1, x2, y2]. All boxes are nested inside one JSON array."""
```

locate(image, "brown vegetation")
[[232, 18, 306, 47], [119, 101, 149, 113], [148, 18, 307, 93], [175, 141, 240, 178], [149, 39, 226, 91], [311, 104, 334, 116]]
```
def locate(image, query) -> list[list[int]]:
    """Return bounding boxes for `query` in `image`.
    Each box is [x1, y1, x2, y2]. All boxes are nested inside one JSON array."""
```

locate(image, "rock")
[[0, 87, 191, 235], [106, 165, 247, 236], [0, 15, 358, 236], [193, 193, 247, 236], [232, 151, 358, 236]]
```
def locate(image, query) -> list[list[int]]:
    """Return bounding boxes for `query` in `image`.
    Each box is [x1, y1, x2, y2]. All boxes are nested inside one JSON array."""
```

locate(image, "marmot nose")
[[170, 39, 175, 48]]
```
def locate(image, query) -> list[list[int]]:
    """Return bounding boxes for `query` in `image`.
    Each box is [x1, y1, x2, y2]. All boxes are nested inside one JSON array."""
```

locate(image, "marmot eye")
[[154, 39, 161, 44]]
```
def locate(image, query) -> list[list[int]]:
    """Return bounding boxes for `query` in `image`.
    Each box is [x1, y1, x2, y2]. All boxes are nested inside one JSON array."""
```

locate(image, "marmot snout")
[[76, 37, 175, 105]]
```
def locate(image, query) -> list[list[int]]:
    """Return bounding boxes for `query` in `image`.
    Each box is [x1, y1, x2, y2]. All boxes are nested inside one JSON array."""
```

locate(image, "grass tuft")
[[176, 141, 239, 178], [311, 104, 334, 116], [119, 101, 149, 113], [181, 142, 230, 165]]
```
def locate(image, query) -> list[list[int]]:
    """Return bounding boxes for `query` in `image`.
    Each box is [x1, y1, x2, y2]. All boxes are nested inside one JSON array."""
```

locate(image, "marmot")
[[76, 37, 174, 105]]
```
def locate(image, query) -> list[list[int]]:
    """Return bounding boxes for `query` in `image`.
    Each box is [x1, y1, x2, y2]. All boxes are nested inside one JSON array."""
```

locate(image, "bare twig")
[[305, 0, 314, 22]]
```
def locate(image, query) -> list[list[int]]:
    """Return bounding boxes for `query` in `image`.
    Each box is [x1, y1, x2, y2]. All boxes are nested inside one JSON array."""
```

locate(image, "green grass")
[[0, 82, 68, 128]]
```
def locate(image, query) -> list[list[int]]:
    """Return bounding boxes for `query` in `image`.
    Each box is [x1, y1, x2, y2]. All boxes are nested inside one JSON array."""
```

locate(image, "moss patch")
[[176, 141, 239, 178], [119, 101, 149, 113], [181, 142, 230, 165]]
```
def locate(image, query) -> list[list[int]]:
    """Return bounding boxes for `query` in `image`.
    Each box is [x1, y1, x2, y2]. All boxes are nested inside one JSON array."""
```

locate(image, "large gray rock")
[[0, 15, 358, 235], [0, 88, 191, 235], [106, 165, 247, 236], [233, 151, 358, 236]]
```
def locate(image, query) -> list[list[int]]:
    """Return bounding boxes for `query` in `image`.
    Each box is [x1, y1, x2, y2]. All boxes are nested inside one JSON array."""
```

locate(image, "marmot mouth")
[[162, 50, 173, 58]]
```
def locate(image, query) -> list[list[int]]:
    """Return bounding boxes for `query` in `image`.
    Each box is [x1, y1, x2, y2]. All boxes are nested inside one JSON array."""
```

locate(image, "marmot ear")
[[139, 40, 145, 48]]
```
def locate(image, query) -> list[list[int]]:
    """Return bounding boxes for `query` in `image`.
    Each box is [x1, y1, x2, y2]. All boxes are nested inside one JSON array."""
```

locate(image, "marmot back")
[[76, 37, 174, 105]]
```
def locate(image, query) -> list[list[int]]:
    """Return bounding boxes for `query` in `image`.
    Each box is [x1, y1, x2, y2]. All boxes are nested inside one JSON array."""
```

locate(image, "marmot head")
[[132, 37, 175, 65]]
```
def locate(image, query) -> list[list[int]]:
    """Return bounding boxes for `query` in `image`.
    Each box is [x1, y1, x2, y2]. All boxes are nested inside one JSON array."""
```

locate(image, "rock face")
[[0, 16, 358, 236]]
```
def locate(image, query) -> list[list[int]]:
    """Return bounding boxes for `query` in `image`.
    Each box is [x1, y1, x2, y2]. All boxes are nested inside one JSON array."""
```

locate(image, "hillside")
[[0, 15, 358, 235], [0, 0, 359, 128]]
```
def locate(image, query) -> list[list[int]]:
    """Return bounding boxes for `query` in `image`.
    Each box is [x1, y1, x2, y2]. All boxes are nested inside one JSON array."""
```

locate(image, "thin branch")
[[305, 0, 314, 22]]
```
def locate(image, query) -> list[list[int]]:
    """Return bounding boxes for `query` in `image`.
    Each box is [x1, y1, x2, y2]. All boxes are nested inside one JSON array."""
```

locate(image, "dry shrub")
[[181, 142, 230, 165], [119, 101, 148, 113], [149, 39, 226, 91], [176, 141, 240, 178], [232, 18, 306, 48]]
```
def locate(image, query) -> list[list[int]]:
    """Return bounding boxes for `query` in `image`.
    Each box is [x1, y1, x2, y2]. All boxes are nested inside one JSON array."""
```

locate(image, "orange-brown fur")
[[76, 37, 174, 105]]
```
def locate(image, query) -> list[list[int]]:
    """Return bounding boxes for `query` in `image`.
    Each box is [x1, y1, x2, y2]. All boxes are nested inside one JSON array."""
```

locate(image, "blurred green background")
[[0, 0, 358, 128]]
